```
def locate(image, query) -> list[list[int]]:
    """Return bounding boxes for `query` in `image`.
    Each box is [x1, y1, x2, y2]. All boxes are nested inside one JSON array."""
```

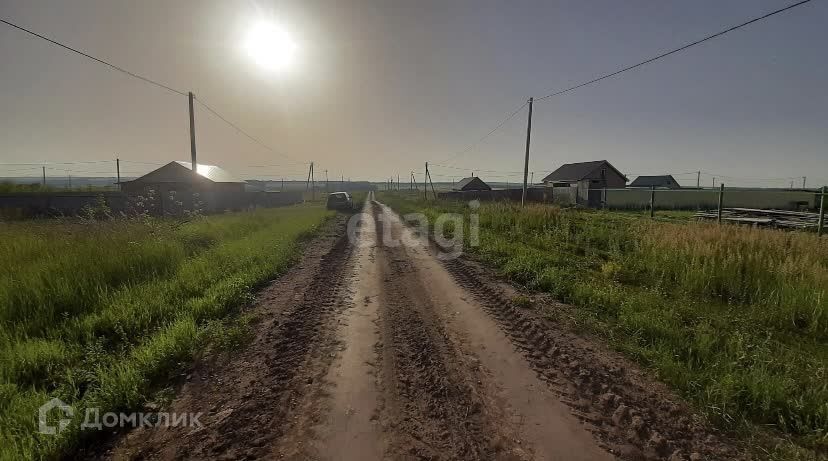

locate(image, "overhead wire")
[[0, 18, 187, 96], [193, 96, 307, 165], [433, 2, 815, 178], [0, 18, 308, 169], [535, 0, 813, 102], [435, 100, 528, 165]]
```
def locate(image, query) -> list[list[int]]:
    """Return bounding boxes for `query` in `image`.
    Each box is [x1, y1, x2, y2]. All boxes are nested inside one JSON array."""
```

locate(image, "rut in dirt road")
[[370, 202, 517, 460], [101, 217, 355, 460], [101, 195, 739, 461]]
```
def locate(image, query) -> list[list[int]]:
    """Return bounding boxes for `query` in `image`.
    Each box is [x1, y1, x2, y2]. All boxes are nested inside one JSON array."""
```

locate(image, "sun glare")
[[244, 21, 296, 72]]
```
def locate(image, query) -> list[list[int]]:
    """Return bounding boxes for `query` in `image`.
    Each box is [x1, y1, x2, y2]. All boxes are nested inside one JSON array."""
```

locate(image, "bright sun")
[[244, 21, 296, 72]]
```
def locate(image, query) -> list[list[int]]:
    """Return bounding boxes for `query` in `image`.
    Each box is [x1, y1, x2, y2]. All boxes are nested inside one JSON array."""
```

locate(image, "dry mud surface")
[[100, 195, 743, 460]]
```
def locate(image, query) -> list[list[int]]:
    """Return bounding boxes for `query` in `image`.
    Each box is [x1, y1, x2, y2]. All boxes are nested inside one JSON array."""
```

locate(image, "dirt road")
[[102, 194, 739, 460]]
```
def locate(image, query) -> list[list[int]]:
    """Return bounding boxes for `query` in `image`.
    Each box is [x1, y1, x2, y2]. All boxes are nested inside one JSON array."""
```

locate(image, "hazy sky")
[[1, 0, 826, 186]]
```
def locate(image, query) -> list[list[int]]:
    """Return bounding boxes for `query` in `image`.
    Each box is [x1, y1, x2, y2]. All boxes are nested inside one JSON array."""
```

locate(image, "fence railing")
[[596, 186, 826, 235]]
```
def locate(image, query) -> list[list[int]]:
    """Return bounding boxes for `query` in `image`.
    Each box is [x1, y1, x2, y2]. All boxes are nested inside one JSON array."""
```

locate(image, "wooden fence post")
[[717, 183, 725, 224], [424, 163, 429, 201], [649, 186, 655, 218]]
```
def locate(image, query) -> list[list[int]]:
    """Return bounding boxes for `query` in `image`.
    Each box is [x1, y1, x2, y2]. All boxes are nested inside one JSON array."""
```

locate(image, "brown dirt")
[[97, 194, 744, 460]]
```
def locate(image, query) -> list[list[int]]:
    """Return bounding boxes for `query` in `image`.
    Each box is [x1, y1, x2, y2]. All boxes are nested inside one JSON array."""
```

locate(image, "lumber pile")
[[695, 208, 820, 230]]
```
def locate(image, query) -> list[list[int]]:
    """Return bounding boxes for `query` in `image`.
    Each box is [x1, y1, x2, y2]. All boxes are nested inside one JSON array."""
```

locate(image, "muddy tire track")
[[372, 204, 519, 461], [102, 217, 353, 461], [441, 256, 744, 460]]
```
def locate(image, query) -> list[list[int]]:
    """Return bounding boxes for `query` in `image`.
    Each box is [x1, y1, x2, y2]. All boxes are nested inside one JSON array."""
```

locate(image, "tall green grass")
[[380, 193, 827, 455], [0, 206, 331, 459]]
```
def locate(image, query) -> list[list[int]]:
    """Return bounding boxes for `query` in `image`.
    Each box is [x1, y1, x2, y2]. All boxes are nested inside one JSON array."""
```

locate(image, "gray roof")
[[541, 160, 625, 183], [629, 175, 681, 188], [454, 177, 491, 191], [174, 161, 243, 183], [123, 161, 244, 185]]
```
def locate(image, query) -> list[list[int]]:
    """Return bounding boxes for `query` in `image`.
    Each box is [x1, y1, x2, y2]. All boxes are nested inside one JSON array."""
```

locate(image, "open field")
[[379, 192, 827, 457], [0, 205, 332, 459]]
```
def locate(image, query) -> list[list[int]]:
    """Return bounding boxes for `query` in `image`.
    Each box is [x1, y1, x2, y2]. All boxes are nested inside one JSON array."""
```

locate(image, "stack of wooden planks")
[[695, 207, 820, 229]]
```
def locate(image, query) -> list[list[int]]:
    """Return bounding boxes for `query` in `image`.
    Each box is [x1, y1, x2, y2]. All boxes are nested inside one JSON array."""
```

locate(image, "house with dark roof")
[[119, 161, 248, 214], [629, 175, 681, 189], [453, 177, 491, 191], [541, 160, 627, 206], [120, 161, 245, 195]]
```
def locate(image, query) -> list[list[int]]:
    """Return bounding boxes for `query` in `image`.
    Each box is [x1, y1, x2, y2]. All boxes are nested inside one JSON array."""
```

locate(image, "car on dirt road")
[[326, 192, 353, 211]]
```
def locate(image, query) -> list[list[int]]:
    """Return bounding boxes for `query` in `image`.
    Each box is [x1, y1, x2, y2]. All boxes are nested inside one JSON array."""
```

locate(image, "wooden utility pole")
[[41, 166, 46, 187], [281, 178, 284, 191], [116, 158, 120, 189], [424, 163, 429, 200], [427, 168, 437, 200], [412, 172, 418, 191], [818, 186, 825, 236], [649, 186, 655, 218], [521, 97, 534, 207], [696, 171, 701, 189], [802, 176, 807, 189], [188, 92, 198, 172], [397, 174, 400, 191], [325, 169, 329, 193], [717, 183, 725, 224], [306, 162, 316, 200]]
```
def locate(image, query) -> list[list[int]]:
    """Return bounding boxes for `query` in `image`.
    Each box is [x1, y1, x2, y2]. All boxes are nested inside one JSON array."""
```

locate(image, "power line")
[[0, 18, 186, 96], [535, 0, 813, 102], [0, 18, 314, 168], [0, 160, 112, 166], [436, 100, 528, 164], [193, 96, 306, 165], [120, 160, 169, 166], [430, 163, 523, 174], [700, 171, 805, 181]]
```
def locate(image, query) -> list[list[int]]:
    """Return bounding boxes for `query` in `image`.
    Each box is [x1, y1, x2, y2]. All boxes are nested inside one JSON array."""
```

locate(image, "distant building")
[[629, 175, 681, 189], [453, 176, 492, 191], [120, 161, 245, 195], [119, 161, 248, 214], [541, 160, 626, 206]]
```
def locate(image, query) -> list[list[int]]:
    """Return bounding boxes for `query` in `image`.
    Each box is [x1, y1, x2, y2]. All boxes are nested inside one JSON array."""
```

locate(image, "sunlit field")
[[380, 192, 827, 456], [0, 206, 331, 459]]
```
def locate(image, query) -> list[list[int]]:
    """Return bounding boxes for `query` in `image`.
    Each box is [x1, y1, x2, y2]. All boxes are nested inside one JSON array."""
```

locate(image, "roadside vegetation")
[[380, 192, 827, 458], [0, 205, 331, 459]]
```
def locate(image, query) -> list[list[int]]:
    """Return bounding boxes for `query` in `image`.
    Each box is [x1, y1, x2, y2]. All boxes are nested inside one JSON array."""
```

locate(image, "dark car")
[[326, 192, 353, 210]]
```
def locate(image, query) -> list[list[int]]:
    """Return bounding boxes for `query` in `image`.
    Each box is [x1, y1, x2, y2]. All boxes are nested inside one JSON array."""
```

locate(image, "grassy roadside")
[[0, 205, 332, 459], [378, 192, 826, 459]]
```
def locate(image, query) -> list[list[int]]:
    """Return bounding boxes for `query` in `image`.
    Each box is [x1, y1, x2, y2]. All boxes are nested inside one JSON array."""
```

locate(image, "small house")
[[453, 177, 491, 191], [120, 161, 245, 195], [120, 161, 246, 214], [629, 175, 681, 189], [541, 160, 627, 206]]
